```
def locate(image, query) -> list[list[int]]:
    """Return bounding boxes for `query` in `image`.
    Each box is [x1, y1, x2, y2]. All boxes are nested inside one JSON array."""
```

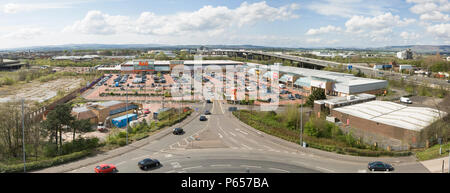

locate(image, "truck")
[[400, 97, 412, 104]]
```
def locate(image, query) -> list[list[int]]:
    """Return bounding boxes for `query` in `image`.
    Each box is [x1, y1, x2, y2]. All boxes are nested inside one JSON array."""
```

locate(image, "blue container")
[[115, 82, 119, 87], [112, 114, 137, 128]]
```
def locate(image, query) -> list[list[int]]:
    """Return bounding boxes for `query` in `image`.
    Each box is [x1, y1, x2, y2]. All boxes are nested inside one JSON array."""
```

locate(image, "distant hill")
[[2, 44, 449, 54]]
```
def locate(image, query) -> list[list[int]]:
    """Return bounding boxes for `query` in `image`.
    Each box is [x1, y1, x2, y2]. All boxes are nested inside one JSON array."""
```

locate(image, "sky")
[[0, 0, 449, 49]]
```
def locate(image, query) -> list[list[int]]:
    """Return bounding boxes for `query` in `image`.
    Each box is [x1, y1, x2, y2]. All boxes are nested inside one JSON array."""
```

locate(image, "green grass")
[[415, 142, 450, 161]]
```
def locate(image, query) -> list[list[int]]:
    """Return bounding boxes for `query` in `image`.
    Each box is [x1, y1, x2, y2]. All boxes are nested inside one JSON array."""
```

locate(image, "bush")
[[0, 150, 92, 173]]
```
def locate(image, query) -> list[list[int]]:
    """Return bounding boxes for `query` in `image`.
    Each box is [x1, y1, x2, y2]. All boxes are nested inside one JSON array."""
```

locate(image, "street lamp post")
[[21, 99, 26, 172], [126, 86, 128, 145], [300, 96, 303, 146]]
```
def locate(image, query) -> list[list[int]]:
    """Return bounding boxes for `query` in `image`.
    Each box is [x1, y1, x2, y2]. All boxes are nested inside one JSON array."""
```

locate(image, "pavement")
[[420, 156, 450, 173], [35, 100, 431, 173]]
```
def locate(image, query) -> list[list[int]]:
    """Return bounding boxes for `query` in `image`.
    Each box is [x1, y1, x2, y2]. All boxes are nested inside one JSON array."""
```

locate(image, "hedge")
[[0, 150, 92, 173]]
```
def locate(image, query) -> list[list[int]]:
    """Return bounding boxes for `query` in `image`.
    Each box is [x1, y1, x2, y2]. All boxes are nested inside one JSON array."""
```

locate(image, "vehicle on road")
[[97, 122, 106, 132], [206, 99, 212, 103], [138, 158, 161, 170], [279, 84, 286, 89], [143, 109, 150, 114], [173, 127, 184, 135], [400, 97, 412, 104], [368, 161, 394, 171], [95, 164, 117, 173], [199, 115, 208, 121], [205, 110, 211, 115]]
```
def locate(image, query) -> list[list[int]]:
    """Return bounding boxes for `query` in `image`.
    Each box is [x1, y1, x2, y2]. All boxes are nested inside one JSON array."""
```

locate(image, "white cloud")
[[400, 31, 420, 40], [426, 23, 450, 39], [345, 12, 415, 32], [64, 1, 300, 36], [3, 27, 45, 39], [307, 0, 392, 18], [306, 38, 321, 43], [2, 2, 70, 14], [306, 25, 342, 35], [420, 11, 450, 21], [407, 0, 450, 22]]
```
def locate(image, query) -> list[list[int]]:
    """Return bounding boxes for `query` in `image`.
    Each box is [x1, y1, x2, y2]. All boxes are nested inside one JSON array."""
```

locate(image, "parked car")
[[199, 115, 208, 121], [206, 99, 212, 103], [138, 158, 160, 170], [173, 127, 184, 135], [143, 109, 150, 114], [288, 94, 295, 100], [295, 94, 302, 99], [400, 97, 412, 104], [368, 161, 394, 171], [94, 164, 117, 173], [205, 110, 211, 115]]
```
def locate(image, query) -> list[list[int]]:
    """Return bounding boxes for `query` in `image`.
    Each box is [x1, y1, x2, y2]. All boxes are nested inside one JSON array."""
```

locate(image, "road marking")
[[358, 169, 367, 173], [240, 165, 261, 169], [229, 132, 236, 137], [241, 144, 253, 150], [262, 145, 274, 151], [177, 142, 181, 146], [211, 164, 231, 167], [184, 138, 189, 144], [238, 130, 248, 135], [269, 168, 290, 173], [165, 170, 176, 173], [165, 154, 173, 158], [132, 155, 147, 160], [171, 162, 181, 168], [116, 161, 126, 166], [218, 133, 223, 138], [183, 166, 203, 170], [316, 166, 335, 173]]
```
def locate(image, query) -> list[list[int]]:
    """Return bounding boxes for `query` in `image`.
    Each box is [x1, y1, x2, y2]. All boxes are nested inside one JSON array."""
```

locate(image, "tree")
[[70, 119, 93, 141], [41, 103, 75, 154], [305, 89, 326, 106]]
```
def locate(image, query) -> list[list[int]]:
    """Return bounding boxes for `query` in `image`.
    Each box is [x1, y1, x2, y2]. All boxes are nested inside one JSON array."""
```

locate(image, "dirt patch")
[[0, 77, 83, 103]]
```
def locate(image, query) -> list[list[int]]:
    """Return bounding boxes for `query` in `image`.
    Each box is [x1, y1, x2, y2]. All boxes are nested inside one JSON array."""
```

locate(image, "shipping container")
[[111, 114, 137, 128]]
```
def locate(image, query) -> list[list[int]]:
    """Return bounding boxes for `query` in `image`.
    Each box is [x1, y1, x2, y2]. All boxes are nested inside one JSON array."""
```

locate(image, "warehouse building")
[[100, 59, 246, 73], [329, 100, 447, 149], [245, 63, 388, 96], [72, 101, 140, 125]]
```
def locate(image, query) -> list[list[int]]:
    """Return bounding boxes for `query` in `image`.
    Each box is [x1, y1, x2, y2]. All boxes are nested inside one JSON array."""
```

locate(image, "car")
[[199, 115, 208, 121], [288, 94, 295, 100], [173, 127, 184, 135], [205, 110, 211, 115], [280, 90, 288, 94], [94, 164, 117, 173], [368, 161, 394, 171], [143, 109, 150, 114], [295, 94, 302, 99], [138, 158, 160, 170], [400, 97, 412, 104], [206, 99, 212, 103]]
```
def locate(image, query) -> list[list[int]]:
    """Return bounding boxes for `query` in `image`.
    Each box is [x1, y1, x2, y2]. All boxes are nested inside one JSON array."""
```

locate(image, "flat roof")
[[333, 100, 447, 131], [316, 93, 376, 106]]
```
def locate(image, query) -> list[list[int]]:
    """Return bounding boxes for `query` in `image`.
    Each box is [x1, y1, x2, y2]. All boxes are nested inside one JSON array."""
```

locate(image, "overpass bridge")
[[203, 49, 450, 91]]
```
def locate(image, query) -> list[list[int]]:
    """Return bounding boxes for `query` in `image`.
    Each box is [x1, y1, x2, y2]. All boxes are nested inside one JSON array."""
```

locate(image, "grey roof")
[[100, 100, 123, 108]]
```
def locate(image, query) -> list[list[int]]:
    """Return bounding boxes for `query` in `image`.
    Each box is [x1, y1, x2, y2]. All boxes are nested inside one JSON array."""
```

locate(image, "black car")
[[288, 94, 295, 100], [173, 127, 184, 135], [368, 161, 394, 171], [199, 115, 207, 121], [205, 110, 211, 115], [206, 99, 212, 103], [295, 94, 302, 99], [138, 158, 160, 170]]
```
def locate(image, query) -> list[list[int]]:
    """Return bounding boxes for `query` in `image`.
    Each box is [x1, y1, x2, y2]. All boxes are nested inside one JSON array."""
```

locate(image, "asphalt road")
[[61, 100, 429, 173]]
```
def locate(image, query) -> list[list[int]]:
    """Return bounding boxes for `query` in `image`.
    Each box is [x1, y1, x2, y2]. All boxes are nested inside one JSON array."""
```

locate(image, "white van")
[[400, 97, 412, 104], [279, 84, 286, 89]]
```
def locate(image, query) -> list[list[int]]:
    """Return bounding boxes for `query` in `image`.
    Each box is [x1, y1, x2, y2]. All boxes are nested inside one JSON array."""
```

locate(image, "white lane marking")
[[238, 130, 248, 135], [211, 164, 231, 167], [229, 132, 236, 137], [262, 145, 274, 151], [241, 144, 253, 150], [218, 133, 223, 138], [358, 169, 367, 173], [177, 142, 181, 146], [316, 166, 335, 173], [171, 162, 181, 168], [184, 138, 189, 144], [256, 131, 262, 135], [178, 170, 187, 173], [269, 168, 290, 173], [165, 170, 176, 173], [218, 126, 228, 136], [165, 154, 173, 158], [218, 100, 225, 114], [132, 155, 147, 160], [116, 161, 126, 166], [240, 165, 261, 168], [231, 147, 239, 149], [182, 166, 203, 170], [283, 150, 289, 154]]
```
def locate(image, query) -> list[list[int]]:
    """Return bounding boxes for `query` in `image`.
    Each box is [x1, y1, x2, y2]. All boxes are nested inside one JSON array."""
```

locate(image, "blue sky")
[[0, 0, 449, 49]]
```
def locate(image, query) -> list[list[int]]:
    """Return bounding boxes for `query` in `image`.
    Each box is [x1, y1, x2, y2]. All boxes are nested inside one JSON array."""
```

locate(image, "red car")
[[94, 164, 118, 173], [144, 109, 150, 114]]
